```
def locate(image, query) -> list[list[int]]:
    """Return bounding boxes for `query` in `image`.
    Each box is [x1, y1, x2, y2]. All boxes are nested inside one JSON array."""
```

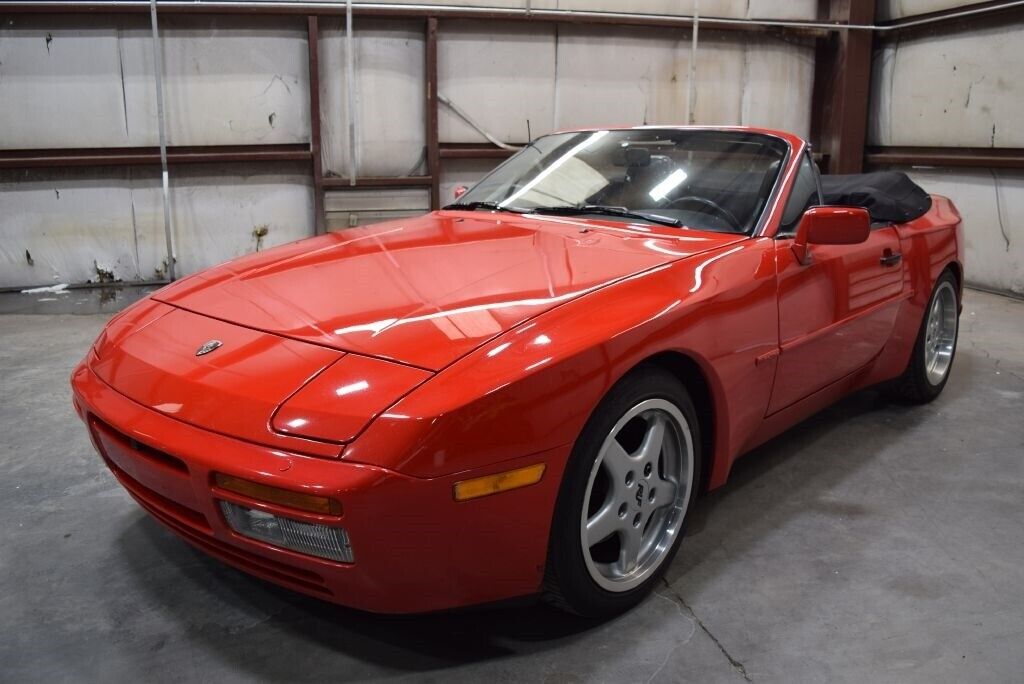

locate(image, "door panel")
[[769, 226, 906, 413]]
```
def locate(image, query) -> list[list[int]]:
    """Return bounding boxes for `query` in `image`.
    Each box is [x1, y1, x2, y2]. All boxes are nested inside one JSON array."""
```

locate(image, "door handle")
[[880, 251, 902, 267]]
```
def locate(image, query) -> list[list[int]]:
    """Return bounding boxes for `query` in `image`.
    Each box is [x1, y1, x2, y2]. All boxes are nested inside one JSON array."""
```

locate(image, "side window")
[[778, 155, 821, 236]]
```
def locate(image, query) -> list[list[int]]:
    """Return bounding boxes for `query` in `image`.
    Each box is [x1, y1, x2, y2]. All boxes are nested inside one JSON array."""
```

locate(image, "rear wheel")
[[887, 269, 960, 403], [544, 365, 701, 617]]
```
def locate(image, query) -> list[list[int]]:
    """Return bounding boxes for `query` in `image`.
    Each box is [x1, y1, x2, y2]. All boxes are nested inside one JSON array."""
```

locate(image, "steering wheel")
[[667, 196, 744, 231]]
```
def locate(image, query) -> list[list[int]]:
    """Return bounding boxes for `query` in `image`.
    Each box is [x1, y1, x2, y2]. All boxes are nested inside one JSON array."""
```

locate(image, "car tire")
[[543, 364, 702, 618], [886, 269, 960, 404]]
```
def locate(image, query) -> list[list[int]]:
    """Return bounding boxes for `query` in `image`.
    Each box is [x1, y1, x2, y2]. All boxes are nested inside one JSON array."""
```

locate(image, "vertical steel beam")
[[809, 0, 831, 155], [686, 0, 699, 124], [812, 0, 874, 174], [307, 15, 326, 234], [345, 0, 357, 187], [425, 16, 440, 210], [149, 0, 176, 280]]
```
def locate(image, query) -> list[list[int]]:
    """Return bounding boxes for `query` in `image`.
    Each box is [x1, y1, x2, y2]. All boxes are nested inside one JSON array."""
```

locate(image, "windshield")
[[452, 129, 789, 234]]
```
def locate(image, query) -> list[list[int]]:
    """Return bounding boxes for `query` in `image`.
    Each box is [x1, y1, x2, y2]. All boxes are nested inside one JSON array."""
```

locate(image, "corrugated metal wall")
[[0, 14, 315, 286], [1, 1, 1021, 296], [875, 0, 969, 21], [0, 6, 816, 289], [872, 0, 1024, 295]]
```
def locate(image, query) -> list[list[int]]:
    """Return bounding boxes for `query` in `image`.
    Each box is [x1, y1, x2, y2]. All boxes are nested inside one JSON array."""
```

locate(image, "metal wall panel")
[[875, 0, 975, 22], [689, 35, 744, 125], [901, 167, 1023, 296], [744, 0, 818, 20], [366, 0, 817, 19], [0, 15, 310, 149], [1, 167, 158, 287], [740, 37, 815, 137], [554, 24, 694, 129], [867, 6, 1024, 298], [147, 16, 311, 147], [325, 188, 429, 229], [367, 0, 543, 8], [555, 0, 817, 19], [438, 24, 813, 143], [438, 21, 556, 144], [1, 165, 314, 288], [436, 23, 811, 197], [1, 10, 816, 289], [0, 16, 141, 149], [869, 19, 1024, 147], [320, 18, 426, 178], [166, 164, 314, 276]]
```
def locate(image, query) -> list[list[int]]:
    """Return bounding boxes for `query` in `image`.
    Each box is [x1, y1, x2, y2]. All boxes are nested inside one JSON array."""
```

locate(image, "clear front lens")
[[219, 501, 354, 563]]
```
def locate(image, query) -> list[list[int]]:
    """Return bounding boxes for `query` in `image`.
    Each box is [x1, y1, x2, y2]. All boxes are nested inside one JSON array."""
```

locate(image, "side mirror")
[[792, 206, 870, 265], [453, 185, 469, 200]]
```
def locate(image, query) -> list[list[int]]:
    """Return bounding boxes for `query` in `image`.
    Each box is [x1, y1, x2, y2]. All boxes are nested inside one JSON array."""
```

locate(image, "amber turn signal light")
[[453, 463, 546, 501], [213, 473, 342, 516]]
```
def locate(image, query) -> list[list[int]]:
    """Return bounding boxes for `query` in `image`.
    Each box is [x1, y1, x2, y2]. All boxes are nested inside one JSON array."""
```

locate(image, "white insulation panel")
[[875, 0, 976, 21], [1, 13, 816, 289], [870, 19, 1024, 148], [324, 188, 429, 230], [438, 21, 556, 144], [366, 0, 817, 19], [904, 167, 1024, 296], [0, 15, 310, 149], [439, 23, 815, 144], [0, 165, 314, 288], [319, 18, 426, 178]]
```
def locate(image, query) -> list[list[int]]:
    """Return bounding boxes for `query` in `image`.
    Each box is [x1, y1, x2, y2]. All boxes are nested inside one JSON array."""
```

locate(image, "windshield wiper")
[[442, 201, 526, 213], [528, 204, 683, 228]]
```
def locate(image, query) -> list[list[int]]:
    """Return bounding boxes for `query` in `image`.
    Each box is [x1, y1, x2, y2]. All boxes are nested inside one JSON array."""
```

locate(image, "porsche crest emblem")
[[195, 340, 223, 356]]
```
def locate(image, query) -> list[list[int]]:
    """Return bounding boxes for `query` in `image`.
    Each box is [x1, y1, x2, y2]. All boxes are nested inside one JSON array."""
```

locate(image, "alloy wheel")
[[579, 398, 694, 592], [924, 280, 958, 386]]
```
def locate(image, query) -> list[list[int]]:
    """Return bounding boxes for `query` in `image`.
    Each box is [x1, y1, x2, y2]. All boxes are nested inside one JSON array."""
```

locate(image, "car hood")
[[89, 301, 432, 454], [154, 211, 745, 370]]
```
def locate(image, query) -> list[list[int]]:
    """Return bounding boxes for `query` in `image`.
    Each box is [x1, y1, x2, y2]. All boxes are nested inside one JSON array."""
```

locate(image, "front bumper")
[[71, 359, 567, 614]]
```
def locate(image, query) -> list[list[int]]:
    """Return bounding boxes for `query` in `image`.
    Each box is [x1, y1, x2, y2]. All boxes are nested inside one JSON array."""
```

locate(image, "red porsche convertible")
[[72, 127, 963, 617]]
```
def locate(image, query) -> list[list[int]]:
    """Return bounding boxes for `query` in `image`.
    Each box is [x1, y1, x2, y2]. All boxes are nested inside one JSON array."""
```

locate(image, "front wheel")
[[544, 365, 702, 617], [886, 269, 960, 403]]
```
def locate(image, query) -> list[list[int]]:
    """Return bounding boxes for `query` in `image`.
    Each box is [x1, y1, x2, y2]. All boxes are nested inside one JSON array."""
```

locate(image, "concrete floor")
[[1, 287, 1022, 683]]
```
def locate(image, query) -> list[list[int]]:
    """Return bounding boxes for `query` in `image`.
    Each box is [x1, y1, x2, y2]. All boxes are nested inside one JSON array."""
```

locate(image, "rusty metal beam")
[[865, 146, 1024, 169], [3, 0, 1021, 34], [0, 3, 836, 35], [321, 175, 433, 188], [307, 15, 326, 235], [808, 0, 831, 154], [811, 0, 874, 174], [425, 16, 440, 210], [877, 0, 1024, 36], [439, 143, 519, 160], [0, 144, 312, 169]]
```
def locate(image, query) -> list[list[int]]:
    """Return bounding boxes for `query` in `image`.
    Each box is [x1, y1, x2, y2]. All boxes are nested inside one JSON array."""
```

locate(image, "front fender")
[[345, 239, 780, 487]]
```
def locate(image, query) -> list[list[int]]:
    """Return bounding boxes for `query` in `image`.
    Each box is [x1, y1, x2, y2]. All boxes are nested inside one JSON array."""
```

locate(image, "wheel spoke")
[[650, 479, 678, 509], [599, 440, 635, 502], [618, 526, 643, 575], [637, 414, 666, 462], [586, 501, 621, 547], [923, 282, 958, 386]]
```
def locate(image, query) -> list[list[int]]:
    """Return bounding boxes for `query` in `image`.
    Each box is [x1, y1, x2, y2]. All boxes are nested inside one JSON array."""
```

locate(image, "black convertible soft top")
[[820, 171, 932, 224]]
